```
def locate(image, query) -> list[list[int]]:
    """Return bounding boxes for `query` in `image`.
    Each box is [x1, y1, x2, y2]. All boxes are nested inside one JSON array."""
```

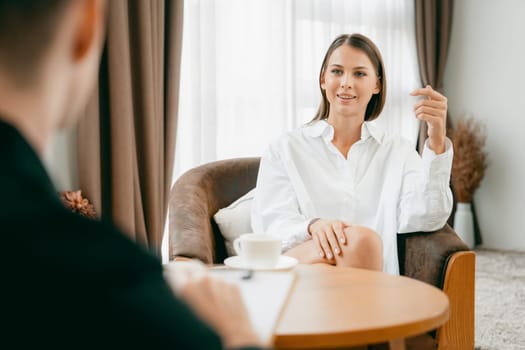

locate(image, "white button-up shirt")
[[251, 119, 453, 274]]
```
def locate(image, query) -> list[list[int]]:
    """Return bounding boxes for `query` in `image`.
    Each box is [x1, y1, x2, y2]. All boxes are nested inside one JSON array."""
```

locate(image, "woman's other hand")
[[308, 219, 351, 259], [410, 85, 448, 154]]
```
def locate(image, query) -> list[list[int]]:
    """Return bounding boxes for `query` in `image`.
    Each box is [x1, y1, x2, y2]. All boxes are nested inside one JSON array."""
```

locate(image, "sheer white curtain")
[[173, 0, 420, 181], [163, 0, 420, 262]]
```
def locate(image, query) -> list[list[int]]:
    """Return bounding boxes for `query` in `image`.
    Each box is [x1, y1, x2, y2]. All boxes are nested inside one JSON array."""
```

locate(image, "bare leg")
[[285, 225, 383, 271], [284, 239, 333, 265]]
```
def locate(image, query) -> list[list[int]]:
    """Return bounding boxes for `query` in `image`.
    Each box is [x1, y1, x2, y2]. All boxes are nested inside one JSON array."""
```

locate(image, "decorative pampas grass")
[[450, 116, 488, 203]]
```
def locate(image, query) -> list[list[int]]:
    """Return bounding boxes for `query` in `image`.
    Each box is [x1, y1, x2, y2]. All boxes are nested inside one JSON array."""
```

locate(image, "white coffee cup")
[[233, 233, 282, 269]]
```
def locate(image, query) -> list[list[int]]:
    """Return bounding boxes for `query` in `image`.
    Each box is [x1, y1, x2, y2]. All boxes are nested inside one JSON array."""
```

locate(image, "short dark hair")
[[0, 0, 72, 86], [312, 33, 387, 122]]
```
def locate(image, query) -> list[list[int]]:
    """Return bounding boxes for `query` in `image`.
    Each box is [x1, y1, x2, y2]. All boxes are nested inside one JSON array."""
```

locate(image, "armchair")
[[169, 157, 475, 350]]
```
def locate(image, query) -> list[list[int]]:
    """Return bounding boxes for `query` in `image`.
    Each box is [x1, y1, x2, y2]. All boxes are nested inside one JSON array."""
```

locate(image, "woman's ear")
[[320, 71, 326, 90], [373, 78, 381, 94]]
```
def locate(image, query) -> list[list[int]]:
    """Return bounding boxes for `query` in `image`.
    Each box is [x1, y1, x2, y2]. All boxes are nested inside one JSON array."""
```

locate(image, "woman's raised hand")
[[410, 85, 448, 154], [308, 219, 351, 259]]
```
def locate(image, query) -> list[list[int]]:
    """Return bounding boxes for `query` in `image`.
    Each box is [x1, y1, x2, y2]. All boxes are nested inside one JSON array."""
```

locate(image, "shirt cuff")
[[422, 137, 453, 161], [421, 137, 453, 184], [280, 219, 311, 252]]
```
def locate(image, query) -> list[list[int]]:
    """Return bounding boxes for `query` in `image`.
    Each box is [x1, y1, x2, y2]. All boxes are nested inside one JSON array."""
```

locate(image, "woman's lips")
[[337, 93, 356, 102]]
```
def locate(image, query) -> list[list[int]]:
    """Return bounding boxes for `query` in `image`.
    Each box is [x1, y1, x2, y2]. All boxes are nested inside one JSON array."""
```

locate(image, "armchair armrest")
[[397, 224, 470, 288], [169, 158, 260, 264], [398, 225, 475, 349], [169, 172, 217, 264]]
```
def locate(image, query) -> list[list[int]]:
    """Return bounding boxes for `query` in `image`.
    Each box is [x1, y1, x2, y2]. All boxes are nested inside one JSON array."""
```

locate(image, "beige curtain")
[[414, 0, 453, 152], [77, 0, 183, 256]]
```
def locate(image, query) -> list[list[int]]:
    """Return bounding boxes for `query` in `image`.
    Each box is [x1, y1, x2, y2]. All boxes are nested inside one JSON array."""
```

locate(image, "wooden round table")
[[274, 264, 449, 350]]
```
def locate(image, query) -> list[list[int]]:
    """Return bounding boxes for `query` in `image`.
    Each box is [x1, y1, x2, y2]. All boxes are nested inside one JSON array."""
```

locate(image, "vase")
[[453, 202, 475, 249]]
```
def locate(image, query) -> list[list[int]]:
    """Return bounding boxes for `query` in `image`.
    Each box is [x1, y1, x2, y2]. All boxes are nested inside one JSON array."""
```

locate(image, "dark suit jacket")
[[0, 120, 262, 349]]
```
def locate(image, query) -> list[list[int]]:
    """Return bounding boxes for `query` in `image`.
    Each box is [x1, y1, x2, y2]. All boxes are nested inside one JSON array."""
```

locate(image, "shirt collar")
[[361, 120, 384, 144], [305, 119, 384, 144]]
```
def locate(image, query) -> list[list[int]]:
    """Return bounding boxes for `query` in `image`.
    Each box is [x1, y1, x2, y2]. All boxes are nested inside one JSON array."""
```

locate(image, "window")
[[173, 0, 420, 183]]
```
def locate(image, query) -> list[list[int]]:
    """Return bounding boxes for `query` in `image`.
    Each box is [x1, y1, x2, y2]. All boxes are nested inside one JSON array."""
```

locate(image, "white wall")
[[444, 0, 525, 250]]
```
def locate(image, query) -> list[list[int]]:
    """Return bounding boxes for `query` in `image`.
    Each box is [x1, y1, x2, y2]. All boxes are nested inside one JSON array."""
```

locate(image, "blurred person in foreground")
[[0, 1, 266, 348]]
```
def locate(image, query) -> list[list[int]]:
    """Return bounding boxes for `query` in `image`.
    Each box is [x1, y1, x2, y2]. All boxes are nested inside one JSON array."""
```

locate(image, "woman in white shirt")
[[251, 33, 453, 274]]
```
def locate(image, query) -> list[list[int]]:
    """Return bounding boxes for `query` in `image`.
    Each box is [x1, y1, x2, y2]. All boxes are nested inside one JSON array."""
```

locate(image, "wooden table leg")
[[389, 338, 406, 350]]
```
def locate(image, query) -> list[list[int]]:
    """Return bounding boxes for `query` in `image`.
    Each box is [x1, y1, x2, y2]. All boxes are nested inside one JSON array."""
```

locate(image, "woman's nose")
[[340, 75, 352, 88]]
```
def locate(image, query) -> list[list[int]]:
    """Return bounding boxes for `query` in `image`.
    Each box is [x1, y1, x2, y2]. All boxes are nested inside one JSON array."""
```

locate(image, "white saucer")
[[224, 255, 298, 271]]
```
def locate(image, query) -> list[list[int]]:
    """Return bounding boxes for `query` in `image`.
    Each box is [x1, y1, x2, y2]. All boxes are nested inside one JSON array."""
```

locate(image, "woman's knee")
[[340, 225, 383, 270], [346, 226, 382, 252]]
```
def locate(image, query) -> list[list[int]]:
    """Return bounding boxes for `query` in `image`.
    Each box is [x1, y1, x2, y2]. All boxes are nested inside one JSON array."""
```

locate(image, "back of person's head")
[[312, 33, 387, 122], [0, 0, 73, 87]]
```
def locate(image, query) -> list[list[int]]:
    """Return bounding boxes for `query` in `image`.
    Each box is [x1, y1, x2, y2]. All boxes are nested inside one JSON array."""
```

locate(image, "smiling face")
[[320, 45, 380, 122]]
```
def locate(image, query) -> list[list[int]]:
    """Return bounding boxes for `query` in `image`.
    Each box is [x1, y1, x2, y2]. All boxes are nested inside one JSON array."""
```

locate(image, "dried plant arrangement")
[[450, 116, 488, 203], [60, 190, 97, 219]]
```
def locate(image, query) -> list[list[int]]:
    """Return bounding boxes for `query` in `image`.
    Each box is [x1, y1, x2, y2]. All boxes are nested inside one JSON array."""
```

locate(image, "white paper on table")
[[208, 268, 297, 345]]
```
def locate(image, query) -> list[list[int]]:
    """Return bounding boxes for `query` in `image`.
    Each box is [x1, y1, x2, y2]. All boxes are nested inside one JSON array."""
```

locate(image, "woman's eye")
[[331, 69, 343, 75], [355, 71, 366, 77]]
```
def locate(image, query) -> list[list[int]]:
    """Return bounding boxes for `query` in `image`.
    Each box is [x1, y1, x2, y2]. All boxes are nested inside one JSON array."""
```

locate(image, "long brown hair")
[[312, 33, 387, 122]]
